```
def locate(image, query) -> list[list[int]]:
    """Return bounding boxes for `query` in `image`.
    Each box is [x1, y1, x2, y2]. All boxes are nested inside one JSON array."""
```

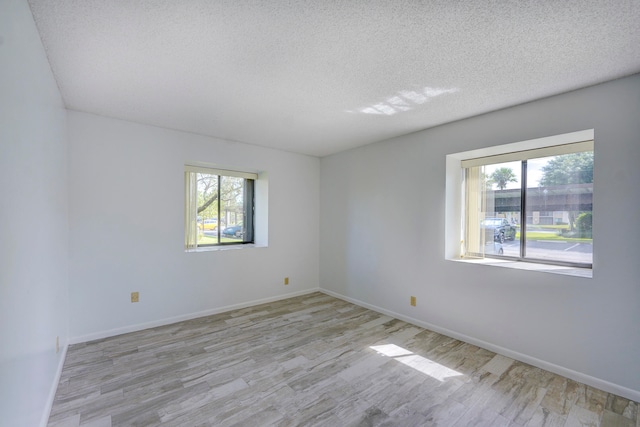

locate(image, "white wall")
[[67, 111, 320, 340], [320, 74, 640, 400], [0, 1, 70, 426]]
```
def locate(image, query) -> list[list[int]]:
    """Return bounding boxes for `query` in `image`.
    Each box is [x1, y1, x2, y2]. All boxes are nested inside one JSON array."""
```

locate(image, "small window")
[[185, 166, 256, 250], [462, 140, 593, 268]]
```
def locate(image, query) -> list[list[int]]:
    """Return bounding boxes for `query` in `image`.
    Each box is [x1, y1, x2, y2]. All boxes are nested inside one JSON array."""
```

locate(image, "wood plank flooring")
[[48, 292, 639, 427]]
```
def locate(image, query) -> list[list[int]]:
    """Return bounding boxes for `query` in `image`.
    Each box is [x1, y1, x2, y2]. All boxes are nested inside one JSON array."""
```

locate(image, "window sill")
[[185, 243, 267, 253], [450, 257, 592, 278]]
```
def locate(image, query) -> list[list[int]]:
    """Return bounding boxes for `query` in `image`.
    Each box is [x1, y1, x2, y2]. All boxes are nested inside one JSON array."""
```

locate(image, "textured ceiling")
[[28, 0, 640, 157]]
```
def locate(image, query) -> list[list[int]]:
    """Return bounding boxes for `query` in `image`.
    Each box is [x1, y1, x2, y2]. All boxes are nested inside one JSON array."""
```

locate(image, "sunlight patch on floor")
[[370, 343, 463, 382]]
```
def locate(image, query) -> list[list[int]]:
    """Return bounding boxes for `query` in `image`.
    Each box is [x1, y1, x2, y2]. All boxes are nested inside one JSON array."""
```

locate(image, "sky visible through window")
[[484, 160, 545, 189]]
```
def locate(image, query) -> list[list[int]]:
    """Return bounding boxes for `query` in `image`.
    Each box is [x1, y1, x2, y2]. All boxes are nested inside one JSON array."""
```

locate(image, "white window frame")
[[445, 129, 594, 277]]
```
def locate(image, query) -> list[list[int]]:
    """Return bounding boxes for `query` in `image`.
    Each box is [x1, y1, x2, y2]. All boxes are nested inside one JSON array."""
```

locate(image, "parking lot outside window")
[[185, 165, 256, 250], [461, 139, 593, 269]]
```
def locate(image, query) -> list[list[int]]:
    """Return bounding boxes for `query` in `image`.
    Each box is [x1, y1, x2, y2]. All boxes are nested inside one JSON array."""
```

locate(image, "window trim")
[[445, 129, 594, 276], [184, 165, 258, 180], [460, 140, 593, 168]]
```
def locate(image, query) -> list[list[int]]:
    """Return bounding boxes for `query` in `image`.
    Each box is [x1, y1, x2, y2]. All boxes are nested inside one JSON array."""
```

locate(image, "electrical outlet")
[[284, 277, 289, 285], [56, 336, 59, 353], [131, 292, 139, 303], [410, 296, 416, 307]]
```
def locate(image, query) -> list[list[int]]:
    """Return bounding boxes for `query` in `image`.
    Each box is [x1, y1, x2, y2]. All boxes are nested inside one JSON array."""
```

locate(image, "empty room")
[[1, 0, 640, 426]]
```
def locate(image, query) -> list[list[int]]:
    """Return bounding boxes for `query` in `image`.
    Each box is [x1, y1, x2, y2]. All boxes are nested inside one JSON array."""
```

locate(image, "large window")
[[462, 140, 593, 268], [185, 166, 256, 249]]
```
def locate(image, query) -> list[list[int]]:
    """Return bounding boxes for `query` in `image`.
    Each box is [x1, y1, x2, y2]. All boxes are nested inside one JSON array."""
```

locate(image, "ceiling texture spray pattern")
[[27, 0, 640, 157]]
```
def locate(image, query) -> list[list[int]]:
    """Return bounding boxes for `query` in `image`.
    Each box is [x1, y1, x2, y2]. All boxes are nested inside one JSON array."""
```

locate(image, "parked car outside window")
[[222, 225, 243, 238], [481, 217, 516, 243], [198, 219, 219, 231]]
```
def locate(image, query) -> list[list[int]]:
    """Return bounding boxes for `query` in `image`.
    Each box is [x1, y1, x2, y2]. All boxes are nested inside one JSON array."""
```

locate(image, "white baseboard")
[[69, 288, 320, 345], [40, 343, 68, 427], [320, 288, 640, 403]]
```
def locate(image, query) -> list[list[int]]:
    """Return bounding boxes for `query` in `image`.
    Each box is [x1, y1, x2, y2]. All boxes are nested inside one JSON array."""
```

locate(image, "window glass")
[[524, 153, 593, 265], [465, 161, 521, 258], [196, 173, 219, 246]]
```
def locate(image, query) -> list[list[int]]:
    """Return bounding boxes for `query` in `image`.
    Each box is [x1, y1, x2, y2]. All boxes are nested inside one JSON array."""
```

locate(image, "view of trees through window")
[[195, 173, 250, 246], [466, 150, 593, 266]]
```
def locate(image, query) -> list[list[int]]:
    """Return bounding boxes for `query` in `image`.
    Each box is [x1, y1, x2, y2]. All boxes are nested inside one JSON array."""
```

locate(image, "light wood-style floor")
[[48, 292, 638, 427]]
